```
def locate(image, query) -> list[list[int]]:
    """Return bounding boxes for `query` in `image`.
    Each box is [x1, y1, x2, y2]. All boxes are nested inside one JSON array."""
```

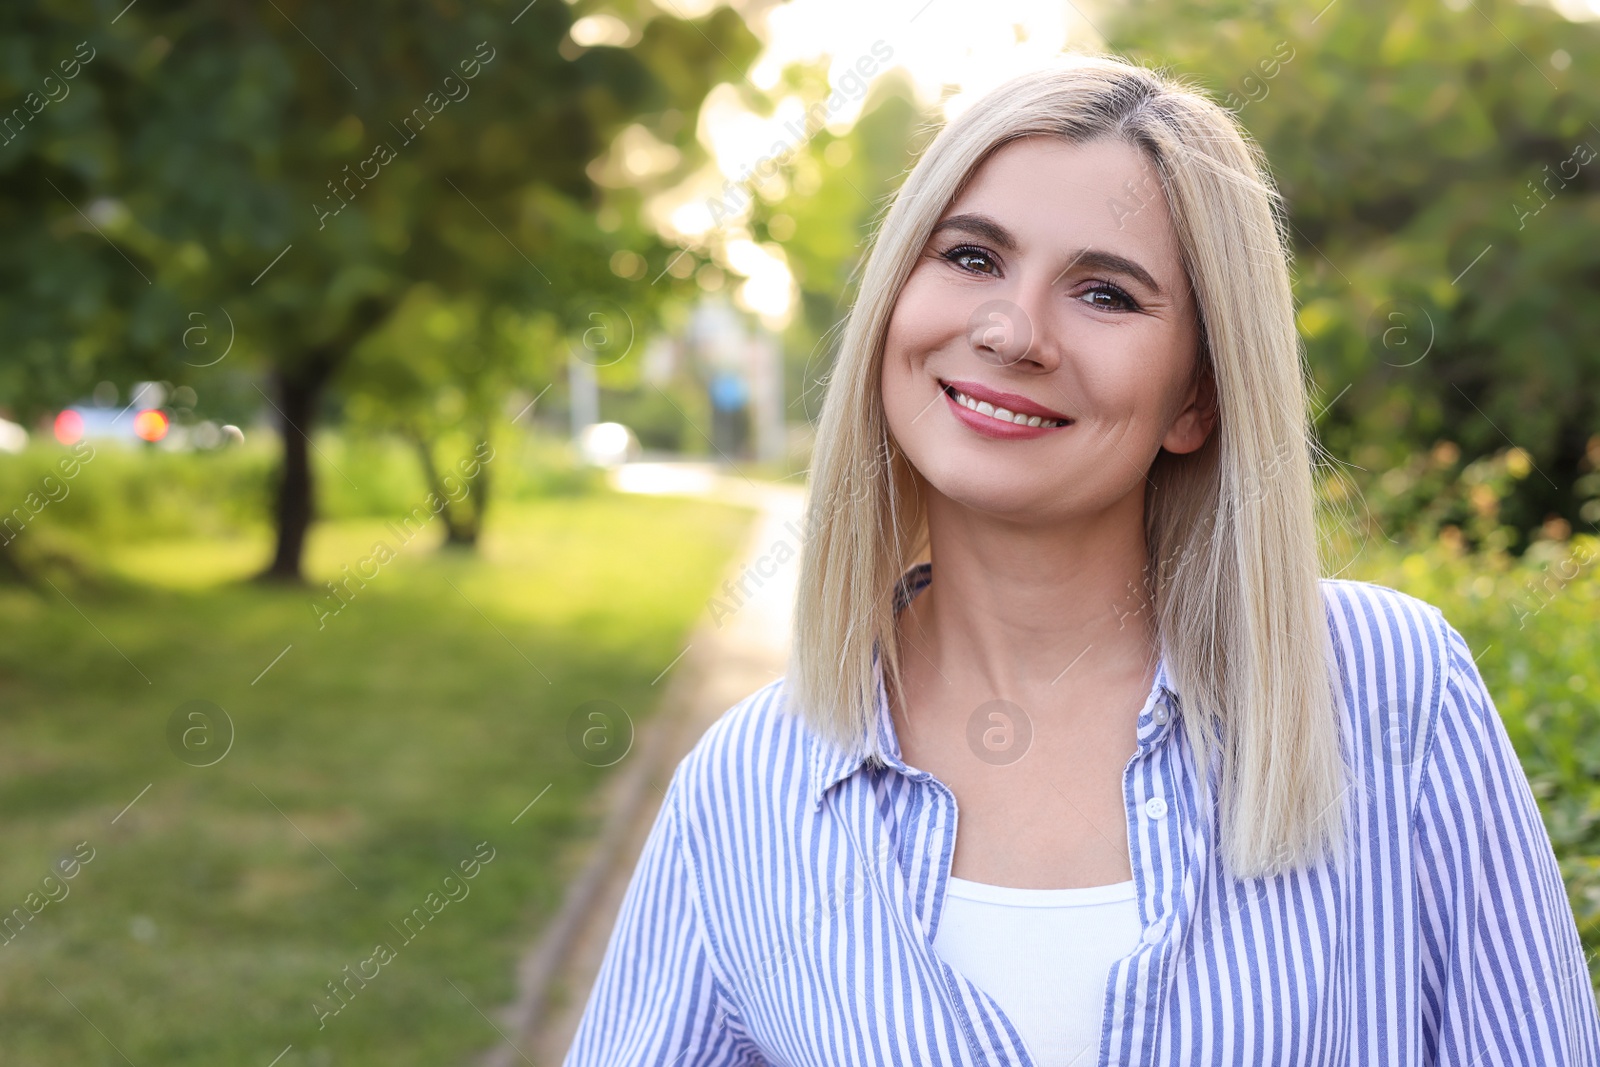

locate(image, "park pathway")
[[477, 463, 803, 1067]]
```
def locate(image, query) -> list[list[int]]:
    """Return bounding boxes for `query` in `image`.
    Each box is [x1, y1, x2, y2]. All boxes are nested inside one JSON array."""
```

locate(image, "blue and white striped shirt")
[[566, 567, 1600, 1065]]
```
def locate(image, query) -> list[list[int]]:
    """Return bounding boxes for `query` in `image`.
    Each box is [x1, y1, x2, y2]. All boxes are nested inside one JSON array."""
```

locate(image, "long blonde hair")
[[790, 53, 1349, 880]]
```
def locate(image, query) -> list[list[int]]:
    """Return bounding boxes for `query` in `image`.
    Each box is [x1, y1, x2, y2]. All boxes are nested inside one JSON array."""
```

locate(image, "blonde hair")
[[790, 53, 1350, 880]]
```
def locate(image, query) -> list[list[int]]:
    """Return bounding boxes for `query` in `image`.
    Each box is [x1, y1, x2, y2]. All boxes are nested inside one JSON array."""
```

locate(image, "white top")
[[931, 875, 1144, 1067]]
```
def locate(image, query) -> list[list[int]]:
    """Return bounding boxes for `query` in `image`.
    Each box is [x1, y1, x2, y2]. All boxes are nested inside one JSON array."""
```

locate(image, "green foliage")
[[0, 0, 761, 575], [0, 441, 276, 552], [313, 431, 603, 520], [753, 72, 929, 421], [0, 432, 600, 560], [0, 0, 757, 404], [1108, 0, 1600, 535], [602, 380, 714, 453], [1321, 436, 1600, 560]]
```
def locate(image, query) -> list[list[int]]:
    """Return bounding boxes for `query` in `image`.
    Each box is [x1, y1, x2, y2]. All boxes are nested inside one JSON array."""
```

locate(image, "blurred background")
[[1, 0, 1598, 1062]]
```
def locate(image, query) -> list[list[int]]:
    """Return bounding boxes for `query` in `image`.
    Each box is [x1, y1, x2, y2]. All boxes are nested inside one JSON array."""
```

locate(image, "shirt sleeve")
[[1412, 613, 1600, 1065], [563, 766, 762, 1067]]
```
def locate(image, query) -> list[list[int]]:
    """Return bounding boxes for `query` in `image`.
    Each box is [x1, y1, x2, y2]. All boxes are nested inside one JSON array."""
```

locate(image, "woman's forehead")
[[937, 137, 1183, 283]]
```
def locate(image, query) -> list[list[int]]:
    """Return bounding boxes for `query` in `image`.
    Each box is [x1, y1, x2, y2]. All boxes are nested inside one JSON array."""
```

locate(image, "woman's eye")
[[941, 245, 998, 275], [1080, 283, 1138, 312]]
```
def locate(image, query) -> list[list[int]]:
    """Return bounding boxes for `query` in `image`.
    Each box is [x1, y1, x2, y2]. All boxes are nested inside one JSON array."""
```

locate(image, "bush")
[[1321, 436, 1600, 557], [0, 429, 601, 565], [600, 382, 714, 455], [0, 439, 276, 549]]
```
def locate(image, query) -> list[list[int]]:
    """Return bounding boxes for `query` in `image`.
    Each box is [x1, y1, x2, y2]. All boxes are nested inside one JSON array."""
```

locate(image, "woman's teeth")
[[946, 386, 1067, 428]]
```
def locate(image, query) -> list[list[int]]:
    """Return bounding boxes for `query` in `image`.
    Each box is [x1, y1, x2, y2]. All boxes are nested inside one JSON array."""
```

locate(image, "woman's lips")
[[940, 379, 1071, 421], [939, 379, 1072, 440]]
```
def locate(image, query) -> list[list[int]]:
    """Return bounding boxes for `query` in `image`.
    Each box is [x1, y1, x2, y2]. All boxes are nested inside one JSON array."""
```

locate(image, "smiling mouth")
[[940, 382, 1072, 428]]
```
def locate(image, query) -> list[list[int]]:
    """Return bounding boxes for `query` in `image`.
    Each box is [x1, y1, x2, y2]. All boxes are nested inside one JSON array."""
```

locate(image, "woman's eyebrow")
[[1057, 248, 1164, 297], [931, 213, 1164, 297], [929, 213, 1017, 252]]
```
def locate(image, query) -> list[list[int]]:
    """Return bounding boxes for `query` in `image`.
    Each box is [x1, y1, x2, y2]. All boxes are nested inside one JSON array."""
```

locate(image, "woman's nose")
[[966, 294, 1060, 371]]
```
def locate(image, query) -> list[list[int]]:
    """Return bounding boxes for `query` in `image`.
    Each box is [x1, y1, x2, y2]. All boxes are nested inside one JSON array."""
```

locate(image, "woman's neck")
[[900, 488, 1160, 697]]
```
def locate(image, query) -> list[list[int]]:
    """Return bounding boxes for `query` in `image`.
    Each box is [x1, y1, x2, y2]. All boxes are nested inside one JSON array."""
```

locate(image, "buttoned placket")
[[1129, 687, 1176, 942], [1100, 682, 1207, 1064], [860, 563, 1204, 1064], [869, 667, 1198, 1064], [858, 646, 1027, 1061]]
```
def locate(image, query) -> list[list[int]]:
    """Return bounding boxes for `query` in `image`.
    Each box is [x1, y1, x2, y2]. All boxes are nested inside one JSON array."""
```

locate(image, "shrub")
[[0, 429, 601, 565]]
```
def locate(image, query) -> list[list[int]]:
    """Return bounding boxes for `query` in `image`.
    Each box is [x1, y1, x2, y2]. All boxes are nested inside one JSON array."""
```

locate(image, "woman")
[[566, 54, 1600, 1065]]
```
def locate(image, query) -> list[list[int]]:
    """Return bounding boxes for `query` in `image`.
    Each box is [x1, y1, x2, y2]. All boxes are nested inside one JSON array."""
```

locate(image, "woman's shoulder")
[[666, 675, 840, 824], [1316, 575, 1456, 678], [1315, 576, 1484, 786], [1319, 573, 1443, 621]]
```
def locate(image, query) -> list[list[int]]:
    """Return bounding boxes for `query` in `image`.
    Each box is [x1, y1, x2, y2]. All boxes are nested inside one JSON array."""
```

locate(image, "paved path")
[[478, 464, 803, 1067]]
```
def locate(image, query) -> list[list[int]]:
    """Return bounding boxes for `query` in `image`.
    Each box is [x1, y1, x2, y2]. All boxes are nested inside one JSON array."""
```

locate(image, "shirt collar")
[[807, 561, 1181, 811]]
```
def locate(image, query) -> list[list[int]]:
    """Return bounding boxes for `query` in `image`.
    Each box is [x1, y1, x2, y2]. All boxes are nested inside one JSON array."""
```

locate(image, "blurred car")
[[51, 381, 242, 450], [54, 404, 170, 446], [54, 381, 171, 446]]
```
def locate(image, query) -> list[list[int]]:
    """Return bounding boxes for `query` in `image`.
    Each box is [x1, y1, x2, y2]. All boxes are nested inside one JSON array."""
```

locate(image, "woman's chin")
[[918, 468, 1074, 522]]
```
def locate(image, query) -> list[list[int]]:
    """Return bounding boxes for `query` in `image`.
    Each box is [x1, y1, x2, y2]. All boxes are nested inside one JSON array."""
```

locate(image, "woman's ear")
[[1161, 359, 1218, 456]]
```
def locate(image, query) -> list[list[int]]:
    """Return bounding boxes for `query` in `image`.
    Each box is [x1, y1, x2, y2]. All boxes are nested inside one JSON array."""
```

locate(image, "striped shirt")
[[566, 566, 1600, 1065]]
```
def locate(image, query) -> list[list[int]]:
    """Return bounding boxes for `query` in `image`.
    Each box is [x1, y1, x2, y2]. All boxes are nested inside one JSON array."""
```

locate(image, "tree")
[[0, 0, 758, 580], [342, 289, 556, 548], [749, 70, 928, 422], [1107, 0, 1600, 538]]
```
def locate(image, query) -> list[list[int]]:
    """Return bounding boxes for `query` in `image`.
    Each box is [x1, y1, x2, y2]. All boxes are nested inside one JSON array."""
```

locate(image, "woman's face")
[[881, 135, 1213, 524]]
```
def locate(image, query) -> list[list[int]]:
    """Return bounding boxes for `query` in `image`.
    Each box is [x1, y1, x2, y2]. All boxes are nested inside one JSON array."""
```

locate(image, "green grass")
[[0, 492, 752, 1066]]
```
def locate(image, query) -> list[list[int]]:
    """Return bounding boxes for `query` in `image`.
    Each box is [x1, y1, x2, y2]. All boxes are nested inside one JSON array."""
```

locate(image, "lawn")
[[0, 491, 753, 1066]]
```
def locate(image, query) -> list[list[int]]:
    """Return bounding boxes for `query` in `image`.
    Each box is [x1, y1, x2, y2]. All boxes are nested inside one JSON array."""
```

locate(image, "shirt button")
[[1152, 702, 1170, 726], [1143, 919, 1166, 945], [1144, 797, 1168, 819]]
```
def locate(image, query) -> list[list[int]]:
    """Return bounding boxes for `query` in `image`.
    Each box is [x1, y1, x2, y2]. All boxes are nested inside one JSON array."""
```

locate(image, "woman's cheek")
[[888, 268, 963, 361]]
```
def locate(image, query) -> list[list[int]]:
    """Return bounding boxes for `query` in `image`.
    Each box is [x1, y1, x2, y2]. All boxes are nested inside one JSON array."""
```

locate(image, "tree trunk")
[[259, 365, 326, 583], [470, 425, 491, 546], [257, 299, 391, 584], [410, 432, 483, 548]]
